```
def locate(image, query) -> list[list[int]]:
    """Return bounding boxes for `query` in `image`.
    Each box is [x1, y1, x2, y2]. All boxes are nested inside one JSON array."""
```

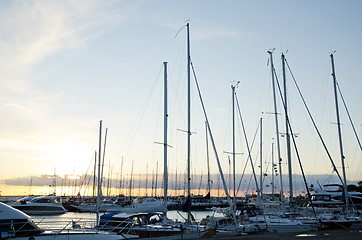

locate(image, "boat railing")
[[33, 218, 98, 232], [0, 220, 42, 238], [96, 217, 137, 234], [30, 217, 139, 235]]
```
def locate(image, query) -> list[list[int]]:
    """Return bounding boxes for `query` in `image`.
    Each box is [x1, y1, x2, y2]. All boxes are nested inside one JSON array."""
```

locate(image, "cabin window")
[[34, 199, 51, 203]]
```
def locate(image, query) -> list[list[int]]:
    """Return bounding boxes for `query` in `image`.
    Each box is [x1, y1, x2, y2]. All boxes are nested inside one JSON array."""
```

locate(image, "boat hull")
[[12, 206, 66, 215], [319, 219, 355, 230], [133, 225, 215, 239]]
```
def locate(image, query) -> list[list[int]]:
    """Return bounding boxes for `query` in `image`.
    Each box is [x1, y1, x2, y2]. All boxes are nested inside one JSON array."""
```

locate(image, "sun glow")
[[40, 139, 96, 177]]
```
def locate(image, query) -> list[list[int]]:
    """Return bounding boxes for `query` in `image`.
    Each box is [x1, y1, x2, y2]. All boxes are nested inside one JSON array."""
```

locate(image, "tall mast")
[[151, 170, 155, 197], [205, 121, 211, 193], [130, 160, 134, 198], [145, 163, 148, 196], [271, 141, 275, 200], [268, 50, 285, 215], [260, 117, 263, 199], [231, 83, 236, 208], [163, 62, 168, 209], [96, 120, 102, 226], [107, 159, 111, 196], [29, 178, 33, 195], [100, 128, 108, 197], [52, 168, 56, 195], [155, 161, 158, 197], [282, 53, 293, 208], [330, 53, 348, 213], [93, 151, 96, 198], [186, 22, 192, 223], [175, 167, 178, 196], [120, 156, 123, 195]]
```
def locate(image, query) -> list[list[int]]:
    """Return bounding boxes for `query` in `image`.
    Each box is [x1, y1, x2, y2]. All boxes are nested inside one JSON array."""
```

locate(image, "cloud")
[[0, 0, 130, 179], [1, 173, 358, 196], [0, 0, 125, 81]]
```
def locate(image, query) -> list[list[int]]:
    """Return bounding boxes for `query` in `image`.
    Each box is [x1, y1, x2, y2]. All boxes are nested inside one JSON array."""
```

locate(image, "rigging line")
[[284, 58, 344, 185], [169, 34, 187, 135], [234, 92, 261, 198], [262, 155, 272, 185], [85, 173, 93, 196], [174, 24, 187, 38], [190, 60, 238, 228], [236, 119, 260, 196], [246, 174, 253, 196], [78, 156, 94, 192], [274, 60, 317, 217], [121, 65, 163, 158], [322, 170, 335, 186], [336, 83, 362, 151]]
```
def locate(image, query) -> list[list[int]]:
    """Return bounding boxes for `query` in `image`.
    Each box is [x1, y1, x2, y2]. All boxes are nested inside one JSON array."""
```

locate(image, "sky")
[[0, 0, 361, 196]]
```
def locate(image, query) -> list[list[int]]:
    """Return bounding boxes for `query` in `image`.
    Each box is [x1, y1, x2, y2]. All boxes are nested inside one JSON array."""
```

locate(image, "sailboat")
[[133, 29, 216, 238], [228, 51, 319, 234], [0, 202, 132, 239], [235, 66, 316, 233], [305, 54, 357, 230], [274, 53, 360, 230]]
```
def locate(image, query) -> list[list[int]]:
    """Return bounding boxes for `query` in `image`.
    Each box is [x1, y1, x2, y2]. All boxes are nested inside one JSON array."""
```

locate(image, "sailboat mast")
[[130, 160, 134, 198], [155, 161, 158, 197], [96, 120, 102, 226], [271, 141, 275, 200], [93, 151, 96, 198], [186, 22, 192, 223], [120, 156, 123, 195], [145, 163, 148, 196], [282, 53, 293, 208], [29, 178, 33, 195], [175, 167, 178, 196], [260, 117, 263, 199], [107, 159, 111, 196], [330, 53, 349, 213], [100, 128, 108, 197], [268, 50, 285, 214], [163, 62, 168, 207], [205, 121, 211, 193], [231, 84, 236, 207]]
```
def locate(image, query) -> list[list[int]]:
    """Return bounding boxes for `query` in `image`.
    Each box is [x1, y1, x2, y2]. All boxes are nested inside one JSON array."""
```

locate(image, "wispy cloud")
[[0, 0, 125, 79], [0, 0, 129, 178]]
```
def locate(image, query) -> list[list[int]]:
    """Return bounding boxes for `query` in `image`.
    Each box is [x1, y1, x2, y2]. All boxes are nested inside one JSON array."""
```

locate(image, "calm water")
[[30, 210, 222, 230]]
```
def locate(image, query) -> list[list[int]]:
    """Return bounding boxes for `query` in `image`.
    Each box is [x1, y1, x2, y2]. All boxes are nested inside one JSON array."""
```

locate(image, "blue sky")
[[0, 0, 361, 193]]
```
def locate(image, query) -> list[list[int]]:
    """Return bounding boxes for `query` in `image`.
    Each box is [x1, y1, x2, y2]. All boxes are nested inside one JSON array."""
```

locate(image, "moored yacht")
[[0, 202, 130, 239], [10, 195, 67, 215], [308, 184, 362, 211], [71, 196, 166, 213], [240, 207, 316, 233]]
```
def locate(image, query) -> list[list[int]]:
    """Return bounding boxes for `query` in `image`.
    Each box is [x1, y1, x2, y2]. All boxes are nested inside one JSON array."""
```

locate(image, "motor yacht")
[[0, 202, 131, 239], [10, 195, 67, 215], [72, 196, 166, 214]]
